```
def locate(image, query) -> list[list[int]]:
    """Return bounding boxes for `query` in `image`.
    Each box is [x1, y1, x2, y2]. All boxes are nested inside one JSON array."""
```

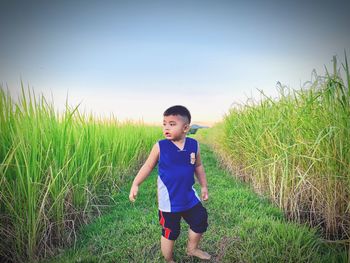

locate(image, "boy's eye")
[[162, 122, 176, 127]]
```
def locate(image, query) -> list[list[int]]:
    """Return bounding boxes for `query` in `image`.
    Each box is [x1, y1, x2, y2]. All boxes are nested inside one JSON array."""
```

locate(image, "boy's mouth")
[[164, 132, 171, 137]]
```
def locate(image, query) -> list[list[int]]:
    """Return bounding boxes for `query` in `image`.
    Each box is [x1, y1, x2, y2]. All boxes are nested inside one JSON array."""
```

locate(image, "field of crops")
[[0, 88, 162, 262], [1, 55, 349, 262], [198, 56, 350, 244]]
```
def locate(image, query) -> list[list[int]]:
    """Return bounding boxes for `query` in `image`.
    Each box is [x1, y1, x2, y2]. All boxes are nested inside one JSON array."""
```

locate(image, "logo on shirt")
[[190, 152, 196, 164]]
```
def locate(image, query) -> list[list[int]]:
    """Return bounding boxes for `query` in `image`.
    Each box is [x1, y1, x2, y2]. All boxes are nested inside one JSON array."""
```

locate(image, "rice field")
[[1, 55, 349, 262], [0, 87, 163, 262], [198, 55, 350, 246]]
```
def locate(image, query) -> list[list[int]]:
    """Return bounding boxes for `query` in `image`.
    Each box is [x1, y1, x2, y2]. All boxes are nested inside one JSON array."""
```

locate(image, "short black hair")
[[163, 105, 191, 124]]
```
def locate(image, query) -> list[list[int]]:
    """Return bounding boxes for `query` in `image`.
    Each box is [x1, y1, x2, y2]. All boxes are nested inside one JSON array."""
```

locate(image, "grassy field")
[[44, 143, 347, 262], [0, 87, 162, 262], [1, 55, 349, 262], [197, 56, 350, 252]]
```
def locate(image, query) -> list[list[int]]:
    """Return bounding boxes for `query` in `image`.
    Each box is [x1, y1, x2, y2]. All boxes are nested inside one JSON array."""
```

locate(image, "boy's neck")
[[171, 136, 187, 151], [171, 135, 186, 143]]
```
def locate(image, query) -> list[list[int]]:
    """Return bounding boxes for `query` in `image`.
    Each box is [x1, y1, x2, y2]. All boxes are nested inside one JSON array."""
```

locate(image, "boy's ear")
[[184, 123, 190, 132]]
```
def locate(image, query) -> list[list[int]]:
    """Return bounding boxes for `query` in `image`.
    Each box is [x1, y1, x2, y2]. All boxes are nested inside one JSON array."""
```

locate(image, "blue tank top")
[[157, 137, 200, 212]]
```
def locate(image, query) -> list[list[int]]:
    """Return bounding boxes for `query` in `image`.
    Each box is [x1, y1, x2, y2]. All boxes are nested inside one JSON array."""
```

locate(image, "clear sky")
[[1, 0, 349, 125]]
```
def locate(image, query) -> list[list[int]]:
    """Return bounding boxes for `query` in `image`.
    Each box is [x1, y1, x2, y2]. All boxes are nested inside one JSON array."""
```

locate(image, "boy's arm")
[[129, 143, 159, 202], [194, 144, 209, 201]]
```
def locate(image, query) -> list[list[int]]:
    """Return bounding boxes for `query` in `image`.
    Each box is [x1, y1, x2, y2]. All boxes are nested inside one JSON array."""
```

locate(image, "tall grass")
[[0, 86, 162, 262], [198, 55, 350, 243]]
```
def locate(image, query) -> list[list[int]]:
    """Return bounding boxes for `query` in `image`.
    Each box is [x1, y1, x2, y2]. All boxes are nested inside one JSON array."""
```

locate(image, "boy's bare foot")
[[187, 248, 211, 260]]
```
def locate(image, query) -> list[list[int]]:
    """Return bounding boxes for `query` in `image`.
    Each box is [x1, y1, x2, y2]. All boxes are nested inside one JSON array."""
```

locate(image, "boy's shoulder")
[[186, 136, 198, 143], [157, 139, 168, 147], [186, 137, 199, 152]]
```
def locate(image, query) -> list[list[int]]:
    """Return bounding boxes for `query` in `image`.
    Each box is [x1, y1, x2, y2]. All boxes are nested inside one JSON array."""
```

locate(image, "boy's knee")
[[190, 218, 208, 234], [159, 210, 181, 240], [188, 204, 208, 234], [162, 229, 180, 240]]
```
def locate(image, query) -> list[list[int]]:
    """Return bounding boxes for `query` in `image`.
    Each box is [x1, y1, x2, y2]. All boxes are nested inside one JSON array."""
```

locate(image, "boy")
[[129, 105, 211, 262]]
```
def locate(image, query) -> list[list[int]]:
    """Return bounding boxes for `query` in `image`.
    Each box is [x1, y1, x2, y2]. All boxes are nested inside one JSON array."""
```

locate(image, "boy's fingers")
[[129, 192, 136, 202], [129, 186, 138, 202], [202, 192, 208, 201]]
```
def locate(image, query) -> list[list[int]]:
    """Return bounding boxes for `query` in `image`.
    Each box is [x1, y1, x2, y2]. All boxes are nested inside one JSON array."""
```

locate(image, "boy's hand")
[[129, 185, 139, 202], [201, 186, 208, 201]]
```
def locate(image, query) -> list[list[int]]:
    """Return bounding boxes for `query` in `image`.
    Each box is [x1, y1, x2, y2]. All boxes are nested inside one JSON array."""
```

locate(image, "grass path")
[[46, 144, 347, 263]]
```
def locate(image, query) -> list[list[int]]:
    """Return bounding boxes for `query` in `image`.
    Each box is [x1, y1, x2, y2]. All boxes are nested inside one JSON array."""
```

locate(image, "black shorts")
[[158, 202, 208, 240]]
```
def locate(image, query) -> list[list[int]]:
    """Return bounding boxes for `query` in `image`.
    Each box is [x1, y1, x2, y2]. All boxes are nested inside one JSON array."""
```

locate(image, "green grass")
[[45, 144, 347, 263], [0, 86, 163, 262], [198, 55, 350, 242]]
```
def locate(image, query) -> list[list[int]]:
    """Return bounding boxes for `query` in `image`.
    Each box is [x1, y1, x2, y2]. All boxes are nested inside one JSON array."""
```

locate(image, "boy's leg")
[[159, 210, 181, 262], [182, 202, 211, 260], [186, 229, 211, 260], [161, 236, 175, 262]]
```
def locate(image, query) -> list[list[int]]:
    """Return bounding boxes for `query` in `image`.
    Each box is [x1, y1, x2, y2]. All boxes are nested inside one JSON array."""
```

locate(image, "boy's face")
[[162, 115, 190, 140]]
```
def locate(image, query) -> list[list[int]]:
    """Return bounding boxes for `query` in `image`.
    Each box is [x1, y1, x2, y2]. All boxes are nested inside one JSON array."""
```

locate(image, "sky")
[[0, 0, 349, 125]]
